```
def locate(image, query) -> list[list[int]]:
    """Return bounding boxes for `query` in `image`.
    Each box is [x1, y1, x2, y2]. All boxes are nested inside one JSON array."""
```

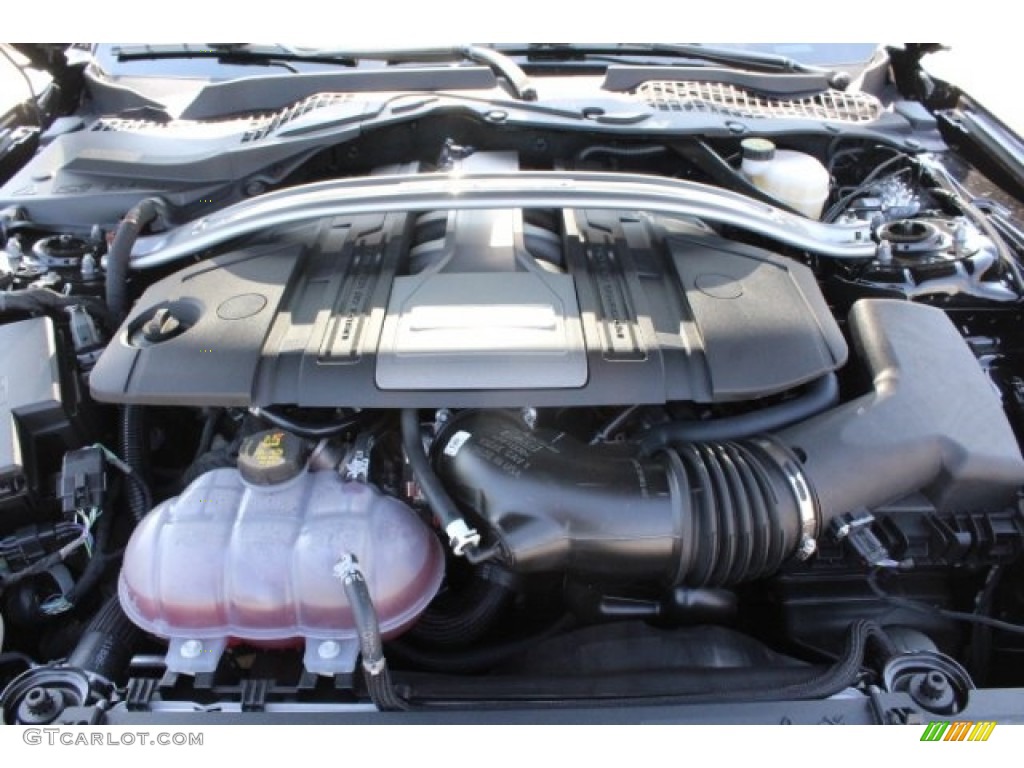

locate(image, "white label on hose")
[[444, 431, 472, 457]]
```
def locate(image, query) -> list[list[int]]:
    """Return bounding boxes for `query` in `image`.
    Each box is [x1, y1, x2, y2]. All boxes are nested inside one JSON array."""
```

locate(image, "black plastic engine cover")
[[90, 211, 847, 408]]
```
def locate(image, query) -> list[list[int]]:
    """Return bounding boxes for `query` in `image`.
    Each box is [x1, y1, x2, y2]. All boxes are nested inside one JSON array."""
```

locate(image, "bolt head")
[[24, 687, 59, 717], [180, 640, 203, 659], [318, 640, 341, 659]]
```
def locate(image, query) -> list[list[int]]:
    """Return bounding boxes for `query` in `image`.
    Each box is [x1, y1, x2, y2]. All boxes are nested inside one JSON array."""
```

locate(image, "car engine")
[[2, 43, 1024, 724]]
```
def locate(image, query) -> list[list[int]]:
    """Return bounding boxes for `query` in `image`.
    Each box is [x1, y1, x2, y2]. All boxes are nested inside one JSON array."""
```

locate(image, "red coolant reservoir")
[[118, 468, 445, 676]]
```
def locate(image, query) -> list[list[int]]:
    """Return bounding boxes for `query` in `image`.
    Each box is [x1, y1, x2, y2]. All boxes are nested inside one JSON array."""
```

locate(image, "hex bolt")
[[24, 687, 59, 718]]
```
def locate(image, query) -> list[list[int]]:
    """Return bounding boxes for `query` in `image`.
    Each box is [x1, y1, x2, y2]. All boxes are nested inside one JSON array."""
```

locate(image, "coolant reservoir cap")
[[741, 137, 776, 161], [237, 429, 309, 486]]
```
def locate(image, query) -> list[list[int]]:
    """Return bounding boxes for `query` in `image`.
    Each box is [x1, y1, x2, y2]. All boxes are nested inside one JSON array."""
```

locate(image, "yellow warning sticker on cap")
[[253, 431, 286, 467]]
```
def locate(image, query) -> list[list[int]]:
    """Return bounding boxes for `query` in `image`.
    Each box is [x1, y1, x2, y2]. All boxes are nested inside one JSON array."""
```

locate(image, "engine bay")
[[3, 43, 1024, 724]]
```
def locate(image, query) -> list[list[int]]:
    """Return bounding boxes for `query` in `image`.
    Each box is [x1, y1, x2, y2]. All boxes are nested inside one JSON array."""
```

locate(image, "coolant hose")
[[251, 406, 363, 439], [400, 409, 480, 557], [0, 288, 114, 328], [119, 405, 153, 523], [336, 554, 407, 711], [106, 198, 161, 322], [640, 373, 838, 454], [407, 563, 513, 648], [67, 596, 143, 685]]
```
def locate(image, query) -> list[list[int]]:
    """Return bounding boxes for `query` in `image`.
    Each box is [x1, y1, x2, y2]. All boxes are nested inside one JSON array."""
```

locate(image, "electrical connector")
[[830, 510, 901, 569], [58, 446, 106, 515]]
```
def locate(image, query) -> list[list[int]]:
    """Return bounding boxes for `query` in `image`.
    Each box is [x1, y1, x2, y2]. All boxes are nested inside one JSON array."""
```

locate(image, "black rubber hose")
[[458, 45, 536, 101], [946, 189, 1024, 297], [823, 154, 912, 223], [67, 596, 143, 684], [106, 198, 161, 322], [182, 446, 237, 487], [193, 408, 223, 463], [640, 373, 838, 455], [337, 554, 407, 711], [670, 140, 808, 218], [401, 409, 478, 557], [250, 406, 364, 439], [407, 563, 513, 648], [344, 564, 384, 667], [365, 667, 407, 712], [0, 288, 114, 329], [119, 406, 153, 524], [0, 652, 34, 670], [577, 145, 667, 162]]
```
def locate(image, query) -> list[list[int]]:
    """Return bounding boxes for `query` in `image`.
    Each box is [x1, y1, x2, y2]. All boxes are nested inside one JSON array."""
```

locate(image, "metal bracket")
[[131, 171, 875, 268]]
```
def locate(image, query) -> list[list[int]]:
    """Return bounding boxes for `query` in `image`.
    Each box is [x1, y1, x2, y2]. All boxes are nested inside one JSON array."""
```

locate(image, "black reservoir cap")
[[237, 430, 309, 486], [740, 137, 776, 162]]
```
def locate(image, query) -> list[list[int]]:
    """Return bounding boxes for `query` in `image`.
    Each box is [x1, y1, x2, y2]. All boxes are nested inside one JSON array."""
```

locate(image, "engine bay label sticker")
[[444, 431, 472, 457]]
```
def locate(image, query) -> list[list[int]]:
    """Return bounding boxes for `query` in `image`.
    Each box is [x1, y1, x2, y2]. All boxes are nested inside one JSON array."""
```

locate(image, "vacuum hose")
[[106, 198, 163, 322], [640, 372, 838, 453], [401, 409, 481, 557]]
